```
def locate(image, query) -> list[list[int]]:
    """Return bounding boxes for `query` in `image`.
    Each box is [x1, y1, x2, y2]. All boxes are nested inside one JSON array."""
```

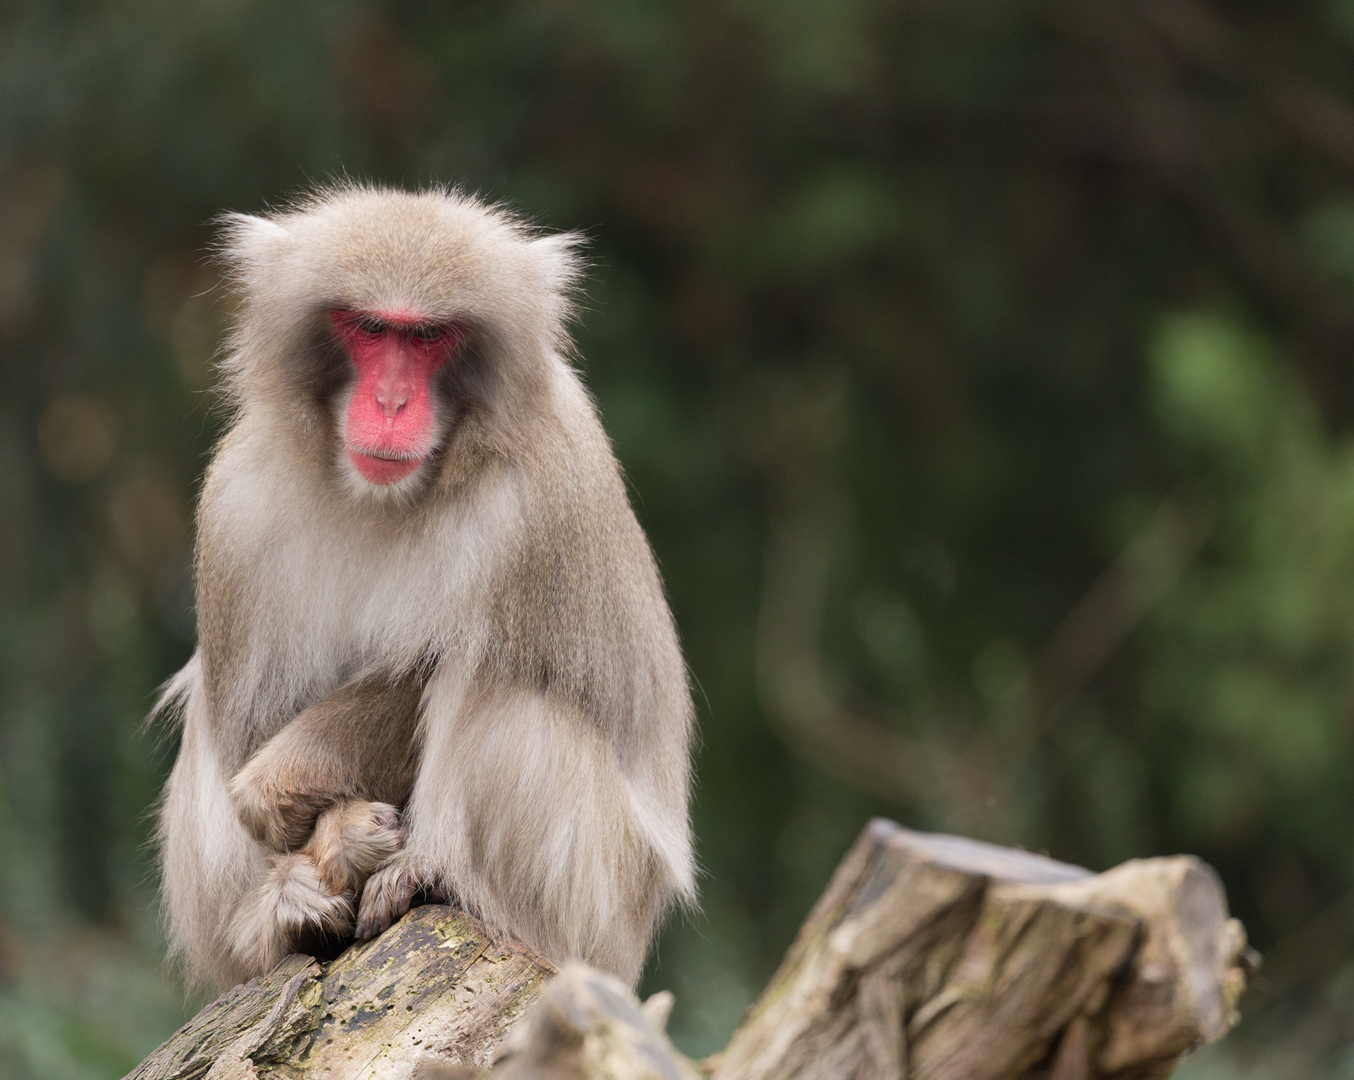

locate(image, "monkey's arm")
[[228, 670, 424, 852]]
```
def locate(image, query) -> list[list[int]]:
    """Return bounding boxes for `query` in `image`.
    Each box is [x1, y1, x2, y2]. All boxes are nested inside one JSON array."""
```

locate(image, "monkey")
[[153, 184, 696, 991]]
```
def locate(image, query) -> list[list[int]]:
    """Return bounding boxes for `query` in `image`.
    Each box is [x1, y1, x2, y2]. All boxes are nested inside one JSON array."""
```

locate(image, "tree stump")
[[709, 819, 1253, 1080], [125, 819, 1254, 1080]]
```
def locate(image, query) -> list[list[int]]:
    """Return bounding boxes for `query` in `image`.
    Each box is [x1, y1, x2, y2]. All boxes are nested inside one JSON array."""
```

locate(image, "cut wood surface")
[[125, 819, 1254, 1080]]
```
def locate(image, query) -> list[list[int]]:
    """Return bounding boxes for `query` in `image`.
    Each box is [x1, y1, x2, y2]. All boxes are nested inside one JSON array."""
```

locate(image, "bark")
[[125, 819, 1254, 1080], [126, 906, 556, 1079]]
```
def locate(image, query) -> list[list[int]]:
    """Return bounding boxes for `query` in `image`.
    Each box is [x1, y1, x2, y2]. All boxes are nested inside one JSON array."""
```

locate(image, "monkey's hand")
[[304, 801, 405, 896], [228, 754, 335, 852], [354, 852, 445, 942]]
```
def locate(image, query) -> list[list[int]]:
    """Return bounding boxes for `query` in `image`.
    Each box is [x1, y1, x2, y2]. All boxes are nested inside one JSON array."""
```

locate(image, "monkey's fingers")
[[304, 800, 405, 895], [354, 856, 430, 941]]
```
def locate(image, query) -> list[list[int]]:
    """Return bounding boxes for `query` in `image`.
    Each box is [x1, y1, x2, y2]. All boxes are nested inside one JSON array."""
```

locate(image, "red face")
[[328, 309, 466, 486]]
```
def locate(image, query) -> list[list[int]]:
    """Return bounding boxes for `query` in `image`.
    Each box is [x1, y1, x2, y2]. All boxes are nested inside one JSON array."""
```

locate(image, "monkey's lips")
[[346, 446, 426, 485]]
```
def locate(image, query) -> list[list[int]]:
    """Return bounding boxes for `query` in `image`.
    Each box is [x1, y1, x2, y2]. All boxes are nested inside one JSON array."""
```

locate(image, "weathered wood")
[[487, 964, 705, 1080], [712, 819, 1254, 1080], [126, 905, 556, 1079], [125, 819, 1253, 1080]]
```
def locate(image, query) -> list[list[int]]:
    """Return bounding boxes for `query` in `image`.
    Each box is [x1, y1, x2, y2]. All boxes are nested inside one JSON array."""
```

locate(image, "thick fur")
[[156, 184, 696, 990], [227, 852, 353, 978]]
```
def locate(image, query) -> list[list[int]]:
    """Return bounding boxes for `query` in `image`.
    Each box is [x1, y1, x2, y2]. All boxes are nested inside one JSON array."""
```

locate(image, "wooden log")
[[124, 819, 1253, 1080], [486, 963, 705, 1080], [126, 905, 556, 1079], [711, 819, 1255, 1080]]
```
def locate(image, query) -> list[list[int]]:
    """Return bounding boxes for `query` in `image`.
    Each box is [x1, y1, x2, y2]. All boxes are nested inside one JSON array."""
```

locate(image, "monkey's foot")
[[228, 851, 354, 976], [305, 800, 405, 895], [354, 853, 444, 941]]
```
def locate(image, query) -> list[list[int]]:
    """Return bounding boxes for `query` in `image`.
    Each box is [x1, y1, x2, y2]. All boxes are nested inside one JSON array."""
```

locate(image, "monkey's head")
[[216, 184, 582, 501]]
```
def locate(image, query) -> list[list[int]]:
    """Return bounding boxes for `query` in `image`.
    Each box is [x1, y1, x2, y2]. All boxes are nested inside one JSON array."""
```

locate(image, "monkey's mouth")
[[346, 445, 427, 485]]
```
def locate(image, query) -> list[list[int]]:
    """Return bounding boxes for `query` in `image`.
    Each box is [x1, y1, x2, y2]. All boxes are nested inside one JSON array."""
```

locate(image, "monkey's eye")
[[410, 324, 445, 341], [357, 317, 388, 336]]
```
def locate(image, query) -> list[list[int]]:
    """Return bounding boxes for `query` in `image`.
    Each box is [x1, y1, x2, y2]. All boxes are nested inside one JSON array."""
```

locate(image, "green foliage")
[[1147, 312, 1354, 856]]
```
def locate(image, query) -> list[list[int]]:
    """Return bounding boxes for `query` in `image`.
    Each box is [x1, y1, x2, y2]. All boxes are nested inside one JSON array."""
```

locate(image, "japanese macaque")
[[154, 184, 696, 990]]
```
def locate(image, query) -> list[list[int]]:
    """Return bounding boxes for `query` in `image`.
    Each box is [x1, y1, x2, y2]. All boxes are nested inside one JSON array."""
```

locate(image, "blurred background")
[[3, 0, 1354, 1075]]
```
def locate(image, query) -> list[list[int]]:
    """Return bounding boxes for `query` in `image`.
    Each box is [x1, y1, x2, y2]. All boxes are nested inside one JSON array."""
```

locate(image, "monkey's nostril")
[[374, 388, 411, 417]]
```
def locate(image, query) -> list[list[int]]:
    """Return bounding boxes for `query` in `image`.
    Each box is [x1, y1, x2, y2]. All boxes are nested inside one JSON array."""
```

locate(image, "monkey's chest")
[[221, 524, 485, 730], [203, 447, 519, 741]]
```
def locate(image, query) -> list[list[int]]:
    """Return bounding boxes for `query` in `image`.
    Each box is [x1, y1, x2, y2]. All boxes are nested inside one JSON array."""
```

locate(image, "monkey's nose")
[[374, 383, 411, 418]]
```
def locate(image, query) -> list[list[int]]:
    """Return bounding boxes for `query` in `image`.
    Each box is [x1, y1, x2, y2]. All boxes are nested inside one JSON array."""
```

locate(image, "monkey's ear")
[[217, 212, 293, 275], [528, 232, 586, 296]]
